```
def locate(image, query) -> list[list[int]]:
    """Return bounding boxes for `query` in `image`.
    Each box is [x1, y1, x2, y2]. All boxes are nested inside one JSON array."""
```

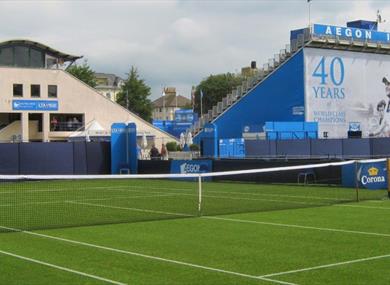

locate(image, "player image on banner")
[[368, 78, 390, 137], [304, 48, 390, 138]]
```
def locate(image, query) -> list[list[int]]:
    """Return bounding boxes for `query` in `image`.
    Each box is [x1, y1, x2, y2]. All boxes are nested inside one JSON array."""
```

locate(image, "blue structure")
[[265, 122, 318, 140], [153, 109, 198, 138], [198, 50, 305, 140], [195, 123, 218, 158], [194, 20, 390, 146], [219, 138, 245, 158], [111, 123, 138, 174]]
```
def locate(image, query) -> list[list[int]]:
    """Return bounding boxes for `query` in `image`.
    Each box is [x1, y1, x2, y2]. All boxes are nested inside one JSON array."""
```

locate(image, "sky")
[[1, 0, 390, 100]]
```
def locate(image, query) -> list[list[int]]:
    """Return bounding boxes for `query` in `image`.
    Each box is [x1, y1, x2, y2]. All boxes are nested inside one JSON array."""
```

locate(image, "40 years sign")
[[304, 48, 390, 138]]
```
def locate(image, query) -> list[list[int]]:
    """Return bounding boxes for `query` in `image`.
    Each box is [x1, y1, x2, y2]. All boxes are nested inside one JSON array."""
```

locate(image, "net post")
[[354, 160, 359, 202], [387, 158, 390, 199], [198, 174, 202, 216]]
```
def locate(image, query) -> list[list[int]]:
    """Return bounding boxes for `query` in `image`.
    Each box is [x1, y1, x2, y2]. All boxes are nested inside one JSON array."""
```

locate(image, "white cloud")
[[0, 0, 389, 100]]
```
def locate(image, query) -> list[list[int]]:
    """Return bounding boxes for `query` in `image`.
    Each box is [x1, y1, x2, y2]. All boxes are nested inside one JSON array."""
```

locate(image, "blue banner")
[[342, 161, 387, 190], [12, 100, 58, 111], [170, 160, 212, 181], [111, 123, 128, 174], [358, 162, 387, 190], [313, 24, 390, 44], [127, 123, 138, 174]]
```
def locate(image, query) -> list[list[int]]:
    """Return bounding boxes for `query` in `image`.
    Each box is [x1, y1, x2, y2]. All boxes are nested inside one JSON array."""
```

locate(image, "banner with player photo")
[[304, 48, 390, 138]]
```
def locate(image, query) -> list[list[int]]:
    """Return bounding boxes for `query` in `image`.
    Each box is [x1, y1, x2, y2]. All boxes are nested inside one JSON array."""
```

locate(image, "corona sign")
[[358, 163, 387, 190]]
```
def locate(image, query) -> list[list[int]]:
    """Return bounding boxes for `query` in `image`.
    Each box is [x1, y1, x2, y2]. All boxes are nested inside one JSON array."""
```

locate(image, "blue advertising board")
[[127, 123, 138, 174], [201, 123, 218, 158], [170, 160, 212, 174], [342, 161, 387, 190], [111, 123, 128, 174], [313, 24, 390, 44], [111, 123, 139, 174], [13, 100, 58, 111]]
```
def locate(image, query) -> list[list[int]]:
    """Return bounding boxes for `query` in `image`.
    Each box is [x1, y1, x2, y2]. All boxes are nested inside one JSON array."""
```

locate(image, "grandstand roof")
[[0, 39, 82, 62]]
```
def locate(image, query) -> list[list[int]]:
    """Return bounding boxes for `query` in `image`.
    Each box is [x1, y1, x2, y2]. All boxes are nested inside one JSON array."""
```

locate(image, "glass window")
[[48, 85, 57, 98], [14, 46, 29, 67], [0, 47, 13, 66], [31, 84, 40, 97], [13, 84, 23, 97], [30, 48, 44, 68]]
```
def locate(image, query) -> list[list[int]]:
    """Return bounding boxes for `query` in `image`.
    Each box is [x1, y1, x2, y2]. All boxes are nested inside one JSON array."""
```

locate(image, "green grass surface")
[[0, 178, 389, 284]]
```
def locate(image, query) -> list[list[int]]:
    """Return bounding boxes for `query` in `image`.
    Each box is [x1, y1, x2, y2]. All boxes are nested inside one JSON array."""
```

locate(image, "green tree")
[[194, 73, 243, 116], [116, 66, 153, 122], [66, 60, 97, 88]]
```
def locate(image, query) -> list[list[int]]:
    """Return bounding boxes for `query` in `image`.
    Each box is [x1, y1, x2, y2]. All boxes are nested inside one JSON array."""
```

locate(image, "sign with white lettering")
[[313, 24, 390, 44], [304, 48, 390, 138], [12, 100, 58, 111]]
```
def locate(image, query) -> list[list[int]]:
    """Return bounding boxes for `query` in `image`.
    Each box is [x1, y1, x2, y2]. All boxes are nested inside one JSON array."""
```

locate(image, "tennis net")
[[0, 159, 387, 232]]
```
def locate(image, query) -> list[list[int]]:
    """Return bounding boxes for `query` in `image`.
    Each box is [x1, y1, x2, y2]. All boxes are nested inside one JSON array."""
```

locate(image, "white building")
[[94, 73, 124, 102], [0, 39, 178, 148], [152, 87, 191, 121]]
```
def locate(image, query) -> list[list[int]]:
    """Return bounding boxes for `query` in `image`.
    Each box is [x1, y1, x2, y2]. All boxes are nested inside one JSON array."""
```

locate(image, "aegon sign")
[[12, 100, 58, 111], [313, 24, 390, 44]]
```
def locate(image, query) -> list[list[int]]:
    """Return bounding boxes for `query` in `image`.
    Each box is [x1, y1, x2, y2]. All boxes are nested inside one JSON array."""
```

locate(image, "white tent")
[[142, 132, 148, 149], [179, 132, 186, 148], [69, 120, 110, 141], [186, 132, 193, 146]]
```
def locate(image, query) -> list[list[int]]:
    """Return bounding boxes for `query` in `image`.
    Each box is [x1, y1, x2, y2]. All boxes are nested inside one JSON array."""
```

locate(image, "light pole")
[[162, 89, 166, 120]]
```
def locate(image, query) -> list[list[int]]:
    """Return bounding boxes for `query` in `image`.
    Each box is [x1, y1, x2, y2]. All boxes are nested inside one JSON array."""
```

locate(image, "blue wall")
[[198, 50, 305, 140], [0, 142, 110, 175]]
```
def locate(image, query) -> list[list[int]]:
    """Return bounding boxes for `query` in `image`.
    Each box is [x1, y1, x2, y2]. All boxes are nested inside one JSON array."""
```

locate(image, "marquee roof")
[[0, 39, 82, 62]]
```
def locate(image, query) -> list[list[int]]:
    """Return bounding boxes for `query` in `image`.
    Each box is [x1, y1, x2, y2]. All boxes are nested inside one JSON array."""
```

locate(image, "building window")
[[13, 84, 23, 97], [31, 84, 40, 97], [14, 46, 29, 67], [0, 47, 13, 66], [30, 48, 44, 68], [48, 85, 57, 98]]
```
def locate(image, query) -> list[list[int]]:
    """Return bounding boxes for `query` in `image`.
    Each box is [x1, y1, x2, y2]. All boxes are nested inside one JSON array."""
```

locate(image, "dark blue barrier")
[[342, 139, 371, 157], [86, 142, 111, 174], [0, 142, 111, 175], [19, 142, 74, 174], [73, 142, 88, 174], [245, 138, 390, 158], [0, 143, 19, 174], [245, 140, 271, 156], [371, 138, 390, 157], [311, 139, 342, 157], [276, 139, 311, 156]]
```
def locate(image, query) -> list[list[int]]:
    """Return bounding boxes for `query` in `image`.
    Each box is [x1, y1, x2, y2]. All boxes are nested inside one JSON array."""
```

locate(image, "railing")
[[191, 40, 303, 136], [51, 122, 84, 132]]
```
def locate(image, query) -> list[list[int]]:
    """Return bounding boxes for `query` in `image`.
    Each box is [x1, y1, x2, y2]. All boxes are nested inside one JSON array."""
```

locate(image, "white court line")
[[0, 249, 127, 285], [260, 253, 390, 278], [0, 183, 347, 202], [335, 204, 390, 210], [65, 201, 195, 217], [48, 200, 390, 238], [203, 216, 390, 238], [0, 193, 181, 207], [0, 226, 295, 285], [0, 190, 321, 208], [59, 202, 390, 238]]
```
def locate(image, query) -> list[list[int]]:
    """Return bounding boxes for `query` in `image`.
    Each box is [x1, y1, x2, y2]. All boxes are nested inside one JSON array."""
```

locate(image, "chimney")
[[251, 61, 256, 69]]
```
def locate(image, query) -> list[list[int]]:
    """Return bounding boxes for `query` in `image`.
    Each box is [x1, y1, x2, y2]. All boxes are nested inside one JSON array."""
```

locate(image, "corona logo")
[[368, 167, 379, 176], [361, 166, 385, 185]]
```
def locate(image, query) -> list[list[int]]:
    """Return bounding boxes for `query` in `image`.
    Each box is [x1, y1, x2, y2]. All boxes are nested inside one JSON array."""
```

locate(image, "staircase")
[[188, 28, 311, 137]]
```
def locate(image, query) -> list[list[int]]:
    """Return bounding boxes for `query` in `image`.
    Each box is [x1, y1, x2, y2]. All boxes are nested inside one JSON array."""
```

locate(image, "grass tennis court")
[[0, 178, 389, 284]]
